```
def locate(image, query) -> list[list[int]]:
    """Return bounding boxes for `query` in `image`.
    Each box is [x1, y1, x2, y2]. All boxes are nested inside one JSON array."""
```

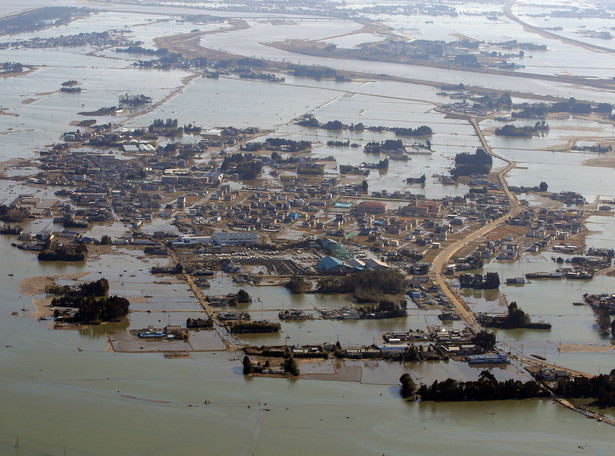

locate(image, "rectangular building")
[[212, 232, 259, 247]]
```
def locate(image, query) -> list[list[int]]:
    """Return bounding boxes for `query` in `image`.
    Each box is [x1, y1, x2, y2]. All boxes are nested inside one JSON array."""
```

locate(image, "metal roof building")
[[317, 256, 345, 273], [212, 232, 259, 247]]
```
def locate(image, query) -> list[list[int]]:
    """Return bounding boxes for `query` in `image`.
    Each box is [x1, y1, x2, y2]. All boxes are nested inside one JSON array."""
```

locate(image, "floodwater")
[[1, 231, 615, 455], [1, 1, 615, 454]]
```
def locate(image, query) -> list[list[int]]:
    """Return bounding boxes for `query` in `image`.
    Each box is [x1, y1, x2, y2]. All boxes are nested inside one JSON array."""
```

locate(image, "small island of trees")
[[407, 368, 615, 406], [296, 115, 432, 137], [495, 121, 549, 137], [415, 370, 547, 402], [47, 278, 130, 324], [38, 242, 87, 262], [400, 373, 417, 398], [364, 139, 405, 154], [482, 301, 552, 330], [452, 148, 492, 177], [458, 272, 500, 290], [229, 320, 281, 334]]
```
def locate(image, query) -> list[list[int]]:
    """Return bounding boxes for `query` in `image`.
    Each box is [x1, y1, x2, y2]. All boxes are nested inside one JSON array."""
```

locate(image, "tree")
[[596, 103, 613, 114], [284, 356, 300, 376], [100, 296, 130, 321], [497, 92, 512, 108], [286, 275, 309, 294], [100, 235, 112, 245], [237, 289, 251, 303], [242, 356, 253, 375], [506, 302, 530, 328], [472, 330, 496, 351], [79, 278, 109, 297], [483, 272, 500, 289], [400, 373, 416, 398], [175, 262, 184, 274], [479, 369, 496, 383], [538, 181, 548, 192], [361, 180, 368, 192], [75, 242, 88, 255]]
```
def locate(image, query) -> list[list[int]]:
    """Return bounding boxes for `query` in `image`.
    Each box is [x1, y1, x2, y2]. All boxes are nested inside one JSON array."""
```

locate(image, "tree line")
[[415, 370, 547, 401], [458, 272, 500, 290]]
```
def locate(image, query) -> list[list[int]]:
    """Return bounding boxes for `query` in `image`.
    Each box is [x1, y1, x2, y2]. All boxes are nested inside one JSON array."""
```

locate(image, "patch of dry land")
[[582, 153, 615, 169], [557, 343, 614, 353], [18, 272, 90, 296], [18, 272, 90, 319]]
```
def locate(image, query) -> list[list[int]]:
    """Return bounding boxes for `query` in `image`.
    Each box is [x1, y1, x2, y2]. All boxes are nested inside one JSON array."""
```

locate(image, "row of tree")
[[415, 370, 547, 401], [555, 371, 615, 407], [495, 121, 549, 137], [458, 272, 500, 290], [364, 139, 405, 154]]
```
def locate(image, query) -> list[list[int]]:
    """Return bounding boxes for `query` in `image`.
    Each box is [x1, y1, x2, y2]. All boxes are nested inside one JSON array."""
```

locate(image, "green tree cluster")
[[285, 275, 310, 294], [458, 272, 500, 290], [283, 357, 300, 376], [229, 321, 281, 334], [472, 330, 496, 351], [364, 139, 404, 154], [243, 356, 253, 375], [494, 121, 549, 137], [555, 371, 615, 407], [391, 125, 433, 137], [237, 289, 252, 303], [417, 370, 546, 401], [455, 148, 492, 166], [400, 373, 417, 398], [75, 295, 130, 323]]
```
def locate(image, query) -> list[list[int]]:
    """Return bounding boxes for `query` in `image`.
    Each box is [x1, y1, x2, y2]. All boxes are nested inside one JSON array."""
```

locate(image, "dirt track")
[[429, 118, 521, 334]]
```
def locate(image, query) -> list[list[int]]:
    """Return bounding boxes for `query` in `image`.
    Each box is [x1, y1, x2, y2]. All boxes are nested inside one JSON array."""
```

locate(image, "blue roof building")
[[317, 256, 346, 273]]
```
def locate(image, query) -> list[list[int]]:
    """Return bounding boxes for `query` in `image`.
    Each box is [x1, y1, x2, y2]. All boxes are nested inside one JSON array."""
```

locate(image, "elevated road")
[[160, 242, 240, 350], [504, 0, 615, 55], [429, 118, 521, 334]]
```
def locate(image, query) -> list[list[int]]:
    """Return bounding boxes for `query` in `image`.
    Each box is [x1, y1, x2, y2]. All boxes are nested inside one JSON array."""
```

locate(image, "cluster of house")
[[464, 236, 522, 262], [509, 207, 584, 253], [550, 191, 586, 205], [24, 123, 270, 225], [15, 230, 96, 251], [342, 326, 493, 362], [588, 294, 615, 314], [137, 325, 189, 340], [534, 367, 571, 381]]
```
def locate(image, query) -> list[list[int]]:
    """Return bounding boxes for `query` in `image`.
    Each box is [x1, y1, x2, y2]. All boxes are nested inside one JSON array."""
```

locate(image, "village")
[[4, 2, 615, 453], [2, 109, 613, 380]]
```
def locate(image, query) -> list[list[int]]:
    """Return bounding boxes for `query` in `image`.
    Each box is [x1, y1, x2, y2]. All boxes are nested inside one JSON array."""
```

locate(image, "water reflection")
[[79, 318, 129, 339]]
